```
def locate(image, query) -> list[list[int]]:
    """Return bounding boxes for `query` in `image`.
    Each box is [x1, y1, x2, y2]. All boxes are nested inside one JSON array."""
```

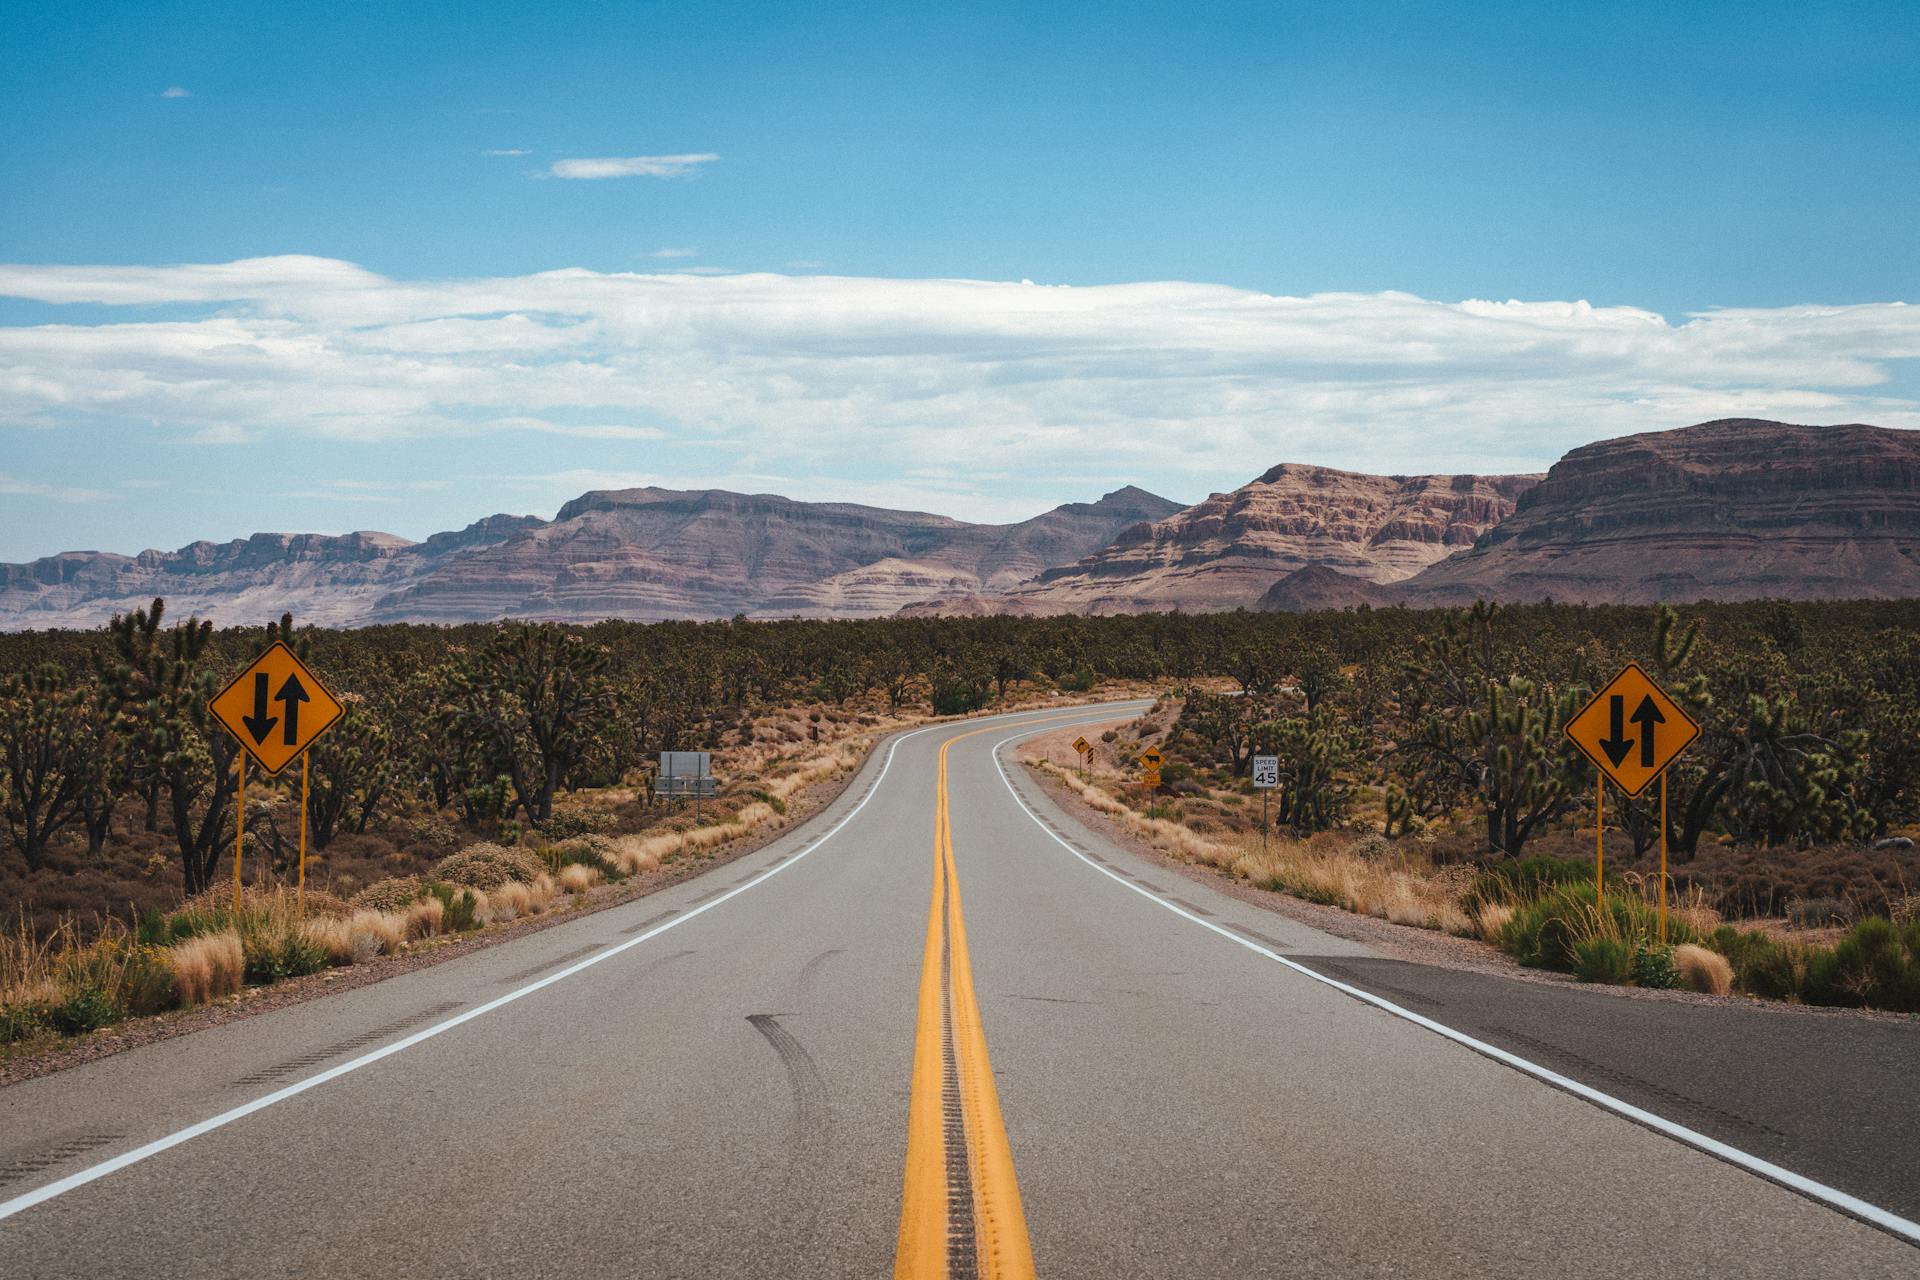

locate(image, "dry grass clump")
[[761, 740, 867, 805], [1673, 943, 1734, 995], [301, 910, 410, 966], [404, 895, 445, 940], [1472, 901, 1516, 943], [557, 864, 601, 894], [168, 930, 244, 1006], [484, 880, 535, 923], [609, 834, 667, 876]]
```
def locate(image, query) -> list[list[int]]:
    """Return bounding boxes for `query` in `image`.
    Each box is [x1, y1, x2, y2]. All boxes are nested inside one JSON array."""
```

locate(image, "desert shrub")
[[1672, 943, 1733, 995], [1631, 945, 1681, 990], [299, 890, 352, 918], [169, 930, 244, 1005], [138, 903, 233, 946], [536, 807, 614, 840], [1057, 666, 1097, 693], [239, 905, 327, 985], [392, 812, 460, 849], [537, 835, 624, 882], [73, 937, 176, 1018], [1785, 896, 1863, 930], [425, 882, 482, 932], [1, 998, 52, 1044], [350, 877, 424, 912], [1572, 936, 1636, 985], [1468, 856, 1595, 910], [1801, 916, 1920, 1012], [434, 843, 546, 890], [744, 788, 788, 816], [1708, 926, 1802, 999], [1497, 883, 1680, 973], [50, 986, 119, 1035]]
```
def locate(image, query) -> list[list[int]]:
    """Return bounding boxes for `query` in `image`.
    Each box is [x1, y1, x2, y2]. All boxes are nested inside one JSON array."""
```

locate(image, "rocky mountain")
[[1256, 563, 1398, 612], [1382, 419, 1920, 606], [0, 486, 1180, 630], [10, 418, 1913, 630], [909, 465, 1539, 616], [0, 518, 546, 630]]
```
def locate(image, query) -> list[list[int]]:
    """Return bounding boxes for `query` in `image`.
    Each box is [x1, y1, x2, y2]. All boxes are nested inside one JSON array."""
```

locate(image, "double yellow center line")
[[895, 725, 1041, 1280]]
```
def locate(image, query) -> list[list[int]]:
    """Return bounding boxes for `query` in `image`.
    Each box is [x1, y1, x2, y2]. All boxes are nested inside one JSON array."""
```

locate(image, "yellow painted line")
[[898, 719, 1080, 1279], [895, 779, 952, 1276]]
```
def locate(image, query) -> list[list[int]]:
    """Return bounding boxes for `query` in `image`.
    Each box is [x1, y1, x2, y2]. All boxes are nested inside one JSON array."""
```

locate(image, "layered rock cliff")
[[1392, 419, 1920, 605], [913, 465, 1539, 615]]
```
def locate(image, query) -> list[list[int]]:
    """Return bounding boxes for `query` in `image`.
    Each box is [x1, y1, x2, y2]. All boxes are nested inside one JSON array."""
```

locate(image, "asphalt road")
[[1, 702, 1916, 1278]]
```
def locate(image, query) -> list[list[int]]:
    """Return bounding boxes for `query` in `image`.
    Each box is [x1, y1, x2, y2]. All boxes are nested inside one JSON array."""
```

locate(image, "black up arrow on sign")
[[275, 673, 309, 746]]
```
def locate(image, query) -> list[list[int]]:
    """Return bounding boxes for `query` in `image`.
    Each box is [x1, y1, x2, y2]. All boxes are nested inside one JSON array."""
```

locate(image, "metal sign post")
[[1566, 662, 1701, 927], [655, 752, 717, 818], [210, 641, 344, 915], [1251, 754, 1279, 852], [234, 755, 246, 915], [1138, 748, 1163, 817]]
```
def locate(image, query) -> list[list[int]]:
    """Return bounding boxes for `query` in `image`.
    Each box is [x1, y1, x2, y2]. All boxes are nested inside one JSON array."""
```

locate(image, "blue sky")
[[2, 0, 1918, 561]]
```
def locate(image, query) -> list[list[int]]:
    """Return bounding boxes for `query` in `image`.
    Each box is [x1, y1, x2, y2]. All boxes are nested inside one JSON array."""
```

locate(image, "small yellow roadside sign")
[[209, 642, 345, 775], [1139, 746, 1163, 788], [1565, 662, 1700, 798], [1072, 735, 1092, 757]]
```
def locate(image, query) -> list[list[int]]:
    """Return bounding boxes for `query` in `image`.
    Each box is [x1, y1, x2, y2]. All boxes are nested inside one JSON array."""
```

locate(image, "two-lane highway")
[[1, 703, 1915, 1277]]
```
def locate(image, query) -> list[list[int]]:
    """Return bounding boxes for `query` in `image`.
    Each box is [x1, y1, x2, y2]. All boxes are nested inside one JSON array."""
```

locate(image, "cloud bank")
[[0, 256, 1915, 504]]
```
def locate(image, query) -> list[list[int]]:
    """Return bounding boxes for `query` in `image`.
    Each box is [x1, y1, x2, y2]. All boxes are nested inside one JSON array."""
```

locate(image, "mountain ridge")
[[0, 486, 1180, 629]]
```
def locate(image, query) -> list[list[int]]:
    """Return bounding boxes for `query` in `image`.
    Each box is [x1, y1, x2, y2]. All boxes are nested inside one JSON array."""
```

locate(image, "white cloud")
[[647, 247, 698, 259], [0, 474, 114, 503], [160, 86, 191, 99], [0, 257, 1916, 518], [483, 148, 530, 157], [546, 153, 718, 180]]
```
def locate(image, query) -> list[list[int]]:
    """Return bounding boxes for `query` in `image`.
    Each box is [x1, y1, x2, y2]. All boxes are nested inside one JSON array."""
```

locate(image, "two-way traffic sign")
[[1565, 662, 1700, 797], [209, 642, 344, 775]]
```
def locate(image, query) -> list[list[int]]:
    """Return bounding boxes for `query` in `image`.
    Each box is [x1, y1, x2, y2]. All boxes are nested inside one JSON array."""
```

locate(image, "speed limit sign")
[[1251, 755, 1279, 789]]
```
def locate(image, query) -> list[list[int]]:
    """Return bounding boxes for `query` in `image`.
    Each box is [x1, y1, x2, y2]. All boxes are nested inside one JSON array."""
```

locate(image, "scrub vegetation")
[[5, 594, 1920, 1046]]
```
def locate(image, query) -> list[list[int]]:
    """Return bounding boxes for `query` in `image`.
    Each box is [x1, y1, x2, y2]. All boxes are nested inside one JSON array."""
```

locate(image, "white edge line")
[[989, 732, 1920, 1248], [0, 703, 1136, 1224]]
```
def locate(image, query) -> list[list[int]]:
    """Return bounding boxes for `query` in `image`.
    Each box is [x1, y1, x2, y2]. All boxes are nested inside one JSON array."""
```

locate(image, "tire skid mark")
[[746, 1013, 833, 1250], [228, 1000, 466, 1088]]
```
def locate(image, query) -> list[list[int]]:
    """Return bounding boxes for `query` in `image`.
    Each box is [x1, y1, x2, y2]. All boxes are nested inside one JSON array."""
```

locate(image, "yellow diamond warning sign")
[[1565, 662, 1700, 797], [1072, 735, 1092, 756], [208, 642, 344, 775], [1138, 746, 1163, 787]]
